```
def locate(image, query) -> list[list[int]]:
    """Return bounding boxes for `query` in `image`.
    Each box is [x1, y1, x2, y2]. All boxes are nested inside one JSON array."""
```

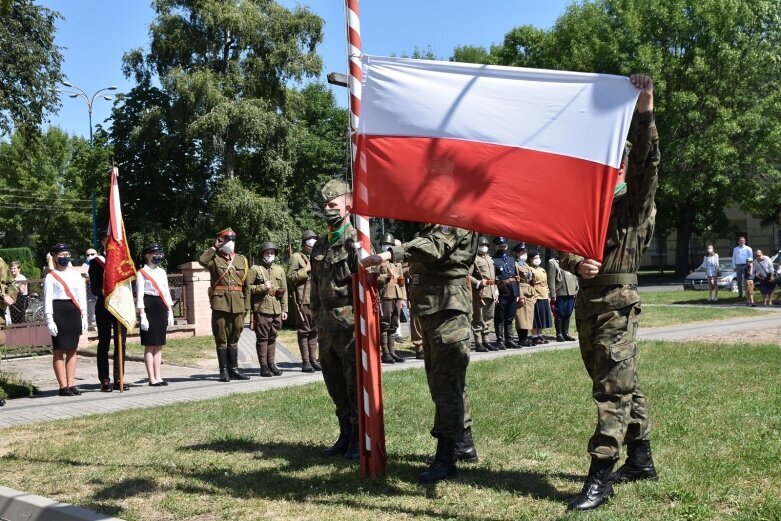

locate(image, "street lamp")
[[60, 82, 118, 248]]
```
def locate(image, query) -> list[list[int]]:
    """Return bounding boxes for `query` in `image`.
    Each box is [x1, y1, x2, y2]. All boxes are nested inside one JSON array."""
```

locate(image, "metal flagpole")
[[345, 0, 386, 478]]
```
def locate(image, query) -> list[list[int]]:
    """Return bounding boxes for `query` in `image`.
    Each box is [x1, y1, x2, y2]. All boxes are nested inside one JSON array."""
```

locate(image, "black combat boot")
[[503, 323, 517, 349], [299, 335, 314, 372], [323, 417, 351, 456], [227, 348, 250, 380], [310, 359, 322, 371], [268, 343, 282, 375], [381, 334, 395, 363], [555, 318, 565, 342], [475, 339, 489, 352], [427, 427, 479, 464], [562, 316, 577, 342], [301, 361, 315, 373], [216, 349, 230, 382], [259, 364, 273, 377], [344, 423, 360, 460], [611, 440, 658, 484], [567, 458, 615, 511], [419, 438, 457, 484]]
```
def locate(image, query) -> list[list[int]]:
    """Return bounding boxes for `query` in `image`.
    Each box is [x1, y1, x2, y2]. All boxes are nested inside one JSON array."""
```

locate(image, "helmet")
[[493, 236, 508, 246], [380, 233, 395, 245], [301, 230, 317, 242], [478, 237, 490, 246], [259, 241, 278, 255]]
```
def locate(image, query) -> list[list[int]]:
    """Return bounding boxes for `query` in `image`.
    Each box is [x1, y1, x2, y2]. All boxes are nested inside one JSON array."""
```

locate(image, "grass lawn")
[[124, 336, 217, 367], [1, 340, 780, 520]]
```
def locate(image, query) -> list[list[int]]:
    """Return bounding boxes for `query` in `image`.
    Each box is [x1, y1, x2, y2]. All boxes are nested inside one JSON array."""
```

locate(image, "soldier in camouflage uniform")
[[363, 223, 479, 483], [0, 256, 19, 346], [469, 236, 498, 352], [287, 230, 320, 373], [377, 233, 407, 364], [199, 228, 251, 383], [247, 241, 288, 377], [311, 179, 362, 460], [560, 75, 658, 511]]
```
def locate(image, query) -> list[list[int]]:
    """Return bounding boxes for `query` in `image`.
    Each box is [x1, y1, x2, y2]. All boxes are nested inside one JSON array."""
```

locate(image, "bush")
[[0, 371, 37, 399], [0, 247, 42, 279]]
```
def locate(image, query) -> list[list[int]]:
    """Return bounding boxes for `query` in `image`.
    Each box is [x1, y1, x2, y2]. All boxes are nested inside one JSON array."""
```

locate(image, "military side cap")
[[321, 179, 351, 202], [260, 241, 278, 254], [478, 237, 490, 246], [493, 236, 508, 245], [512, 242, 527, 253], [302, 230, 317, 241], [217, 227, 237, 238]]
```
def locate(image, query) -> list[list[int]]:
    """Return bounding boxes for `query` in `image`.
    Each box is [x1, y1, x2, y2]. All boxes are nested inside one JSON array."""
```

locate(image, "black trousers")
[[493, 294, 518, 341], [95, 296, 128, 382]]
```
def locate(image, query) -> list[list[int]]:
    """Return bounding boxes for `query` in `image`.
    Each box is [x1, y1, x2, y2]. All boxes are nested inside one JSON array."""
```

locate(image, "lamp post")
[[61, 82, 118, 248]]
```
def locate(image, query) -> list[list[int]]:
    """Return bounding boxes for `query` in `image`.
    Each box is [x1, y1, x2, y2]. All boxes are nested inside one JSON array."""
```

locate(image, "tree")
[[459, 0, 781, 275], [0, 0, 63, 138]]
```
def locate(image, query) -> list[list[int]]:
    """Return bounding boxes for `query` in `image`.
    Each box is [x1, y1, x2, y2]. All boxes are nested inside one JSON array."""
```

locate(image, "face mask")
[[519, 254, 528, 263], [497, 246, 507, 253], [478, 246, 489, 254], [221, 241, 235, 254], [381, 244, 392, 252], [324, 208, 346, 228], [707, 249, 714, 254], [56, 257, 70, 267], [532, 258, 541, 267], [151, 255, 163, 265], [305, 238, 316, 248], [263, 254, 275, 264]]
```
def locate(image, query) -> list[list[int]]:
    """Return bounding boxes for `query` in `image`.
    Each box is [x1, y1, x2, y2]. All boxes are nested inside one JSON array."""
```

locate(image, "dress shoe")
[[556, 334, 566, 342], [149, 381, 165, 387], [68, 386, 82, 396], [113, 382, 130, 391], [58, 387, 74, 396], [100, 380, 113, 393]]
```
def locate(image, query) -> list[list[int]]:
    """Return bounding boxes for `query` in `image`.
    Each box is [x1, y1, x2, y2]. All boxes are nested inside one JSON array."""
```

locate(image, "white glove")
[[46, 314, 58, 337], [81, 315, 88, 333], [167, 310, 174, 327], [140, 314, 150, 331]]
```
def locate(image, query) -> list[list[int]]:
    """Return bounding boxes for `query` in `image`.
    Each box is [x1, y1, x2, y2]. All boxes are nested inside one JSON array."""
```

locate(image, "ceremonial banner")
[[353, 56, 640, 261], [103, 167, 137, 330]]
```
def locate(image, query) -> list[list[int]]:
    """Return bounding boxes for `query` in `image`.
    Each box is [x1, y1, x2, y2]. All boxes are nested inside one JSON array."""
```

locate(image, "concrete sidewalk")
[[1, 314, 779, 429]]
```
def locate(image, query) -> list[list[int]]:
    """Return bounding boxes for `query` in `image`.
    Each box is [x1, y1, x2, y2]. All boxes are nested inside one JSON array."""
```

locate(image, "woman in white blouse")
[[702, 245, 720, 303], [136, 243, 174, 386], [44, 243, 87, 396]]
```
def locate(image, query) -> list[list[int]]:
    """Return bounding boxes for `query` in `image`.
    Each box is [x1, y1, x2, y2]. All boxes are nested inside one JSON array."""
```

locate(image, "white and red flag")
[[103, 166, 137, 330], [353, 56, 640, 260]]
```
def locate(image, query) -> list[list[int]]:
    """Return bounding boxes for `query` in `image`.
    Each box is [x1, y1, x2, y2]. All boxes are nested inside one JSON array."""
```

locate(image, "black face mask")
[[324, 208, 346, 228], [56, 257, 71, 266], [151, 255, 163, 265]]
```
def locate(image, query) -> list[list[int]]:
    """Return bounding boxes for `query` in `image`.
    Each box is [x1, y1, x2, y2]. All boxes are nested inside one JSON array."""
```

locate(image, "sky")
[[40, 0, 571, 138]]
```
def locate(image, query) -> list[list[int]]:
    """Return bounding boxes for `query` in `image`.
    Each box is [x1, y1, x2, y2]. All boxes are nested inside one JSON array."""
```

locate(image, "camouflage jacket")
[[560, 111, 660, 318], [287, 251, 312, 306], [198, 248, 250, 313], [247, 263, 288, 315], [390, 225, 477, 316], [310, 223, 360, 331]]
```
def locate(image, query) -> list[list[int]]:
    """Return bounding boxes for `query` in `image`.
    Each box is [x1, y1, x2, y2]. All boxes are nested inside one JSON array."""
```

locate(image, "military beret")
[[216, 227, 237, 238], [512, 242, 527, 253], [493, 236, 508, 246], [321, 179, 351, 203]]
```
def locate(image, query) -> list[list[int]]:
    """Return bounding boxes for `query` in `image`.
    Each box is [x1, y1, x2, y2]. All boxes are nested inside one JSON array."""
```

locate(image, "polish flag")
[[353, 56, 640, 260], [103, 166, 137, 330]]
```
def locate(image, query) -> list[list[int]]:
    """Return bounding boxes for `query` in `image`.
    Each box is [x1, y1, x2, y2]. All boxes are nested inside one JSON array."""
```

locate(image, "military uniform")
[[288, 230, 320, 372], [403, 262, 424, 359], [469, 238, 498, 351], [389, 224, 478, 482], [0, 257, 19, 345], [247, 244, 287, 377], [547, 257, 579, 341], [560, 111, 659, 477], [514, 259, 535, 345], [378, 245, 407, 363], [492, 239, 519, 349], [199, 228, 251, 382]]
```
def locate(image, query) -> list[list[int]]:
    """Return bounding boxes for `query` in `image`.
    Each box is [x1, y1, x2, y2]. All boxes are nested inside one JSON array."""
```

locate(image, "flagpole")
[[117, 319, 124, 392], [345, 0, 386, 479]]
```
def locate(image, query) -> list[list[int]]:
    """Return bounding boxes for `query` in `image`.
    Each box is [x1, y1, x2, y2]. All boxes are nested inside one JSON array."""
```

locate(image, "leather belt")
[[579, 273, 638, 287], [214, 285, 243, 291], [323, 296, 351, 309], [411, 274, 466, 286]]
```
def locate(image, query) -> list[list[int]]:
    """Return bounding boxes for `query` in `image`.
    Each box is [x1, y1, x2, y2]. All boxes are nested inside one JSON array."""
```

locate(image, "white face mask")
[[305, 238, 316, 248], [478, 246, 489, 254], [519, 254, 528, 263], [263, 254, 275, 264], [381, 244, 392, 252], [221, 241, 235, 254], [532, 258, 541, 266]]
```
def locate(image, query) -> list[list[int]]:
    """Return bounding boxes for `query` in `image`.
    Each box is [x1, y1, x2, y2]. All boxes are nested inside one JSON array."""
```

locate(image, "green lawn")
[[124, 335, 216, 367], [1, 340, 779, 520]]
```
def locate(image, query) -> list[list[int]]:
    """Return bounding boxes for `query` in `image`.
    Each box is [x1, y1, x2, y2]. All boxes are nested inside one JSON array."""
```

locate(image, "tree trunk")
[[223, 128, 235, 179], [674, 214, 693, 277]]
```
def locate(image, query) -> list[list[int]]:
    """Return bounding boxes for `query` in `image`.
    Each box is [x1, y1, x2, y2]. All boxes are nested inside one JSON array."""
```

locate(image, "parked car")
[[683, 259, 738, 291]]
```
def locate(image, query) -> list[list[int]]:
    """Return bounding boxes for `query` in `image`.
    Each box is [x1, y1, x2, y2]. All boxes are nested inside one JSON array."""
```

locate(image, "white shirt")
[[136, 265, 174, 309], [703, 254, 719, 277], [732, 245, 753, 268], [14, 274, 28, 295], [44, 268, 87, 317]]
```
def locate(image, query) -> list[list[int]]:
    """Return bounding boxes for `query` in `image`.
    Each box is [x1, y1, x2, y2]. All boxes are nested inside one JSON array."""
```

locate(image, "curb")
[[0, 485, 123, 521]]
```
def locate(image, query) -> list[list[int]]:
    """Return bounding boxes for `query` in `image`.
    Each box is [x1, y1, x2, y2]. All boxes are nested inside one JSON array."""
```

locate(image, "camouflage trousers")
[[471, 297, 494, 343], [418, 309, 473, 442], [318, 323, 357, 425], [211, 310, 244, 350], [576, 302, 651, 460]]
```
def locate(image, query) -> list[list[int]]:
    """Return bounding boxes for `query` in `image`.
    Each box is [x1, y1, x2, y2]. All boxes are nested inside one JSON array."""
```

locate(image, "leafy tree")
[[0, 0, 63, 138]]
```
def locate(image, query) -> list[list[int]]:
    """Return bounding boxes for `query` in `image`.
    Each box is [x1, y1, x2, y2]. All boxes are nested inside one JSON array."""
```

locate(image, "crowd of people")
[[700, 237, 781, 306]]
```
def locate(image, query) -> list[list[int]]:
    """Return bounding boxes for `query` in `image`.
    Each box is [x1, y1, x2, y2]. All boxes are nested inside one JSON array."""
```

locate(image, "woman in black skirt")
[[44, 243, 87, 396], [529, 250, 553, 345], [136, 242, 174, 386]]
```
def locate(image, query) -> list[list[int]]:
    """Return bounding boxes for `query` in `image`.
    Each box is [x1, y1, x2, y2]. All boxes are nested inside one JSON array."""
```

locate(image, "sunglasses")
[[222, 235, 236, 242], [86, 253, 97, 257]]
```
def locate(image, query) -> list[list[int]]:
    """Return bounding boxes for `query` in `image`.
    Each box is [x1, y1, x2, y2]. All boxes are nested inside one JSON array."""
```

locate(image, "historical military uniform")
[[469, 237, 497, 351], [199, 227, 251, 382], [529, 255, 552, 343], [560, 110, 660, 508], [547, 255, 579, 342], [389, 224, 478, 483], [247, 242, 288, 377], [0, 257, 19, 346], [514, 246, 535, 347], [311, 179, 362, 459], [288, 230, 320, 373], [492, 237, 519, 349], [378, 233, 407, 364], [402, 262, 424, 359]]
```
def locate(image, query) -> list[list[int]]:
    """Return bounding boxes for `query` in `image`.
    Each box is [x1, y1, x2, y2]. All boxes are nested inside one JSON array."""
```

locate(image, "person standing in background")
[[84, 248, 98, 329], [703, 245, 720, 303], [288, 230, 321, 372], [732, 237, 752, 299]]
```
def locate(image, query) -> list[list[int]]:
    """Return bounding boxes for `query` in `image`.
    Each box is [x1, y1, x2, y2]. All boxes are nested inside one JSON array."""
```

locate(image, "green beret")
[[321, 179, 351, 203]]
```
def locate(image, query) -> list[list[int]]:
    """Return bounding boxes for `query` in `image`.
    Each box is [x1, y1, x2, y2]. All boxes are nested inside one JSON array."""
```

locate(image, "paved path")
[[1, 314, 779, 429]]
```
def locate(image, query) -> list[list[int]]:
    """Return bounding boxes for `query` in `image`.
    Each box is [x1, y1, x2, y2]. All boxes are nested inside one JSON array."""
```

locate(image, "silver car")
[[683, 259, 738, 292]]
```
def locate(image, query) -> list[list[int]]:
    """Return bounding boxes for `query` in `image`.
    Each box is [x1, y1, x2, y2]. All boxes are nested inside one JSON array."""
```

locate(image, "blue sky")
[[40, 0, 571, 138]]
